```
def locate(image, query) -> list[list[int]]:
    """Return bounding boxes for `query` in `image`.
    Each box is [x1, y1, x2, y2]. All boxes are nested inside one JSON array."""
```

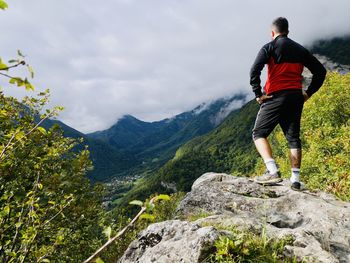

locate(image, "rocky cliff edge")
[[118, 172, 350, 263]]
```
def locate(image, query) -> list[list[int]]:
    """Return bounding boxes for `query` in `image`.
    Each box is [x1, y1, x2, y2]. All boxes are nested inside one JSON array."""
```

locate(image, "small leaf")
[[95, 258, 105, 263], [9, 77, 20, 84], [3, 205, 10, 215], [26, 190, 34, 197], [37, 183, 43, 190], [9, 77, 25, 87], [24, 78, 34, 91], [155, 194, 171, 201], [102, 226, 112, 240], [17, 49, 25, 57], [0, 59, 8, 70], [37, 126, 46, 134], [27, 65, 34, 78], [0, 0, 8, 10], [129, 200, 143, 207], [140, 213, 155, 221], [146, 203, 155, 212]]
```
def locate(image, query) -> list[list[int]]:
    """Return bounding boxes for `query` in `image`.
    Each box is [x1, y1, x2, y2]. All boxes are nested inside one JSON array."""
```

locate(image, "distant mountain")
[[41, 118, 137, 182], [41, 94, 248, 184], [116, 99, 260, 208], [87, 94, 248, 170], [87, 115, 167, 149]]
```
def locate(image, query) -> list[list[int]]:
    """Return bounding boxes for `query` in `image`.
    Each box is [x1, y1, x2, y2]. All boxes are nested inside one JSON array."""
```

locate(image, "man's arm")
[[250, 44, 270, 98], [303, 51, 327, 98]]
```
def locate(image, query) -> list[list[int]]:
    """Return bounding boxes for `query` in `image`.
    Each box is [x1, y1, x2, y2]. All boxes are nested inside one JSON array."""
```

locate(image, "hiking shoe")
[[291, 181, 302, 191], [254, 170, 283, 185]]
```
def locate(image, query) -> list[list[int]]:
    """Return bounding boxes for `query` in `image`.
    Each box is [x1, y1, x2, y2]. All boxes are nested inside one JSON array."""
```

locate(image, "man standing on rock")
[[249, 17, 326, 190]]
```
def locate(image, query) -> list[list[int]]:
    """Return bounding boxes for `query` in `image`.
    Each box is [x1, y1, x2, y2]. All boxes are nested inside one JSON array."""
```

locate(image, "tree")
[[0, 14, 108, 263]]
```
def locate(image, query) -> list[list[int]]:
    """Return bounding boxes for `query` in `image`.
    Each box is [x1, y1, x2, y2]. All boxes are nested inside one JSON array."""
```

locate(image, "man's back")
[[250, 35, 326, 98]]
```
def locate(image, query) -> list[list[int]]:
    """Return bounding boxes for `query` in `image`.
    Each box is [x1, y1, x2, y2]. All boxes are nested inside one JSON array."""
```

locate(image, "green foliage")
[[267, 72, 350, 200], [40, 118, 139, 183], [207, 229, 296, 263], [97, 191, 185, 262], [0, 55, 107, 262], [128, 194, 172, 223], [128, 200, 144, 207]]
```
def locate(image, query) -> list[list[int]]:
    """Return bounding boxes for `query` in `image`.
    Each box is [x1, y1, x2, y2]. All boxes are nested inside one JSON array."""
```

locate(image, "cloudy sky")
[[1, 0, 350, 133]]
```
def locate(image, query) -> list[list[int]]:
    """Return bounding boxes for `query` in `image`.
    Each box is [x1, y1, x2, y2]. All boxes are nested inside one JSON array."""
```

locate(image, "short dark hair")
[[272, 17, 289, 34]]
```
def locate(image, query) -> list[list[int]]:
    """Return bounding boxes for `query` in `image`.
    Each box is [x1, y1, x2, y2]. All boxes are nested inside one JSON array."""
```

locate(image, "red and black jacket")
[[250, 35, 326, 98]]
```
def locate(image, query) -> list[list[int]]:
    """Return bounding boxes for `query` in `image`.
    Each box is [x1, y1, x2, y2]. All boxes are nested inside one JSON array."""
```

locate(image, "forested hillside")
[[87, 95, 246, 172], [116, 99, 260, 208], [310, 35, 350, 65], [41, 119, 137, 182]]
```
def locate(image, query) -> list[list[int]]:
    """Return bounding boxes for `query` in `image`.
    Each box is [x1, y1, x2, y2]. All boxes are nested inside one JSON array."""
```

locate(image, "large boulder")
[[177, 172, 350, 263], [117, 219, 230, 263], [118, 172, 350, 263]]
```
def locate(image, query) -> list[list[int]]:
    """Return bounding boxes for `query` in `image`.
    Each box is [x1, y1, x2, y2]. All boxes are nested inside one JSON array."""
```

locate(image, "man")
[[249, 17, 326, 190]]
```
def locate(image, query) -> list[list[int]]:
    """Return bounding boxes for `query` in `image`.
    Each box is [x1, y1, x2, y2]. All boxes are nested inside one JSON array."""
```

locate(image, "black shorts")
[[252, 89, 304, 149]]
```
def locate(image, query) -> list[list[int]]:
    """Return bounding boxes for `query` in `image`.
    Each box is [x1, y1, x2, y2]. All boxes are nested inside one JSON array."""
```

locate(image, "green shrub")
[[207, 227, 296, 263], [264, 72, 350, 200]]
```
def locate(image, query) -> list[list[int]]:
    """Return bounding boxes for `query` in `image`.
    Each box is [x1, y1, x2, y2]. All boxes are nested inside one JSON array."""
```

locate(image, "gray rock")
[[177, 173, 350, 263], [118, 172, 350, 263], [117, 219, 229, 263]]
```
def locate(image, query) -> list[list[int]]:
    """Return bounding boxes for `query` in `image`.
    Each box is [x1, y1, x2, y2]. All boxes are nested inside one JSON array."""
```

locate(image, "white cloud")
[[0, 0, 349, 133]]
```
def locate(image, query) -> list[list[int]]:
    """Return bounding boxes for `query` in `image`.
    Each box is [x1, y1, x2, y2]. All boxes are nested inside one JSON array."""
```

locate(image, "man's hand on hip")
[[302, 91, 309, 102], [256, 95, 273, 105]]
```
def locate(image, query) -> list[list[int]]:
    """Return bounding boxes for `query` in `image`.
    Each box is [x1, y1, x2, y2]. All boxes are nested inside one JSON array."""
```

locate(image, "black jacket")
[[250, 35, 327, 98]]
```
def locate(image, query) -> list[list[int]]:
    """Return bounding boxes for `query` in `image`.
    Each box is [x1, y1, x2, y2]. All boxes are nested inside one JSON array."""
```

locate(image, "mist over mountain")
[[87, 94, 247, 165], [42, 94, 248, 183]]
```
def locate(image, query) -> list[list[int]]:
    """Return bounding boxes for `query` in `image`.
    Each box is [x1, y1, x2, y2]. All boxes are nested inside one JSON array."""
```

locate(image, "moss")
[[185, 210, 216, 222]]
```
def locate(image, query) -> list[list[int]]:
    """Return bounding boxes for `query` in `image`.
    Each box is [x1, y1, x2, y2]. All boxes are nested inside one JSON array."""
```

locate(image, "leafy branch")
[[0, 108, 60, 161], [83, 194, 171, 263]]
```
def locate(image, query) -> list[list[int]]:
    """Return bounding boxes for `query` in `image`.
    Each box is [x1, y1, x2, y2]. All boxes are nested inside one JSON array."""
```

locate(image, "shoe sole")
[[291, 182, 302, 191], [254, 177, 283, 185], [291, 185, 302, 191]]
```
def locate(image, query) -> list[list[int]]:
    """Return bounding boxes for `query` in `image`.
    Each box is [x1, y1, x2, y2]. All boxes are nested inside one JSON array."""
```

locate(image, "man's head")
[[271, 17, 289, 39]]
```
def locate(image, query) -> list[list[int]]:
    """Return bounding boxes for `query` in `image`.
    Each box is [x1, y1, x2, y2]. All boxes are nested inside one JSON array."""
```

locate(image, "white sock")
[[290, 168, 300, 183], [264, 158, 278, 174]]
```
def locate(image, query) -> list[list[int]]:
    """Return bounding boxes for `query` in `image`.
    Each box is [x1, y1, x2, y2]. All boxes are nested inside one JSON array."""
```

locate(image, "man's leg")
[[279, 91, 304, 189], [254, 138, 279, 174], [254, 138, 273, 160], [289, 148, 301, 184], [252, 97, 282, 179], [289, 148, 301, 168]]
